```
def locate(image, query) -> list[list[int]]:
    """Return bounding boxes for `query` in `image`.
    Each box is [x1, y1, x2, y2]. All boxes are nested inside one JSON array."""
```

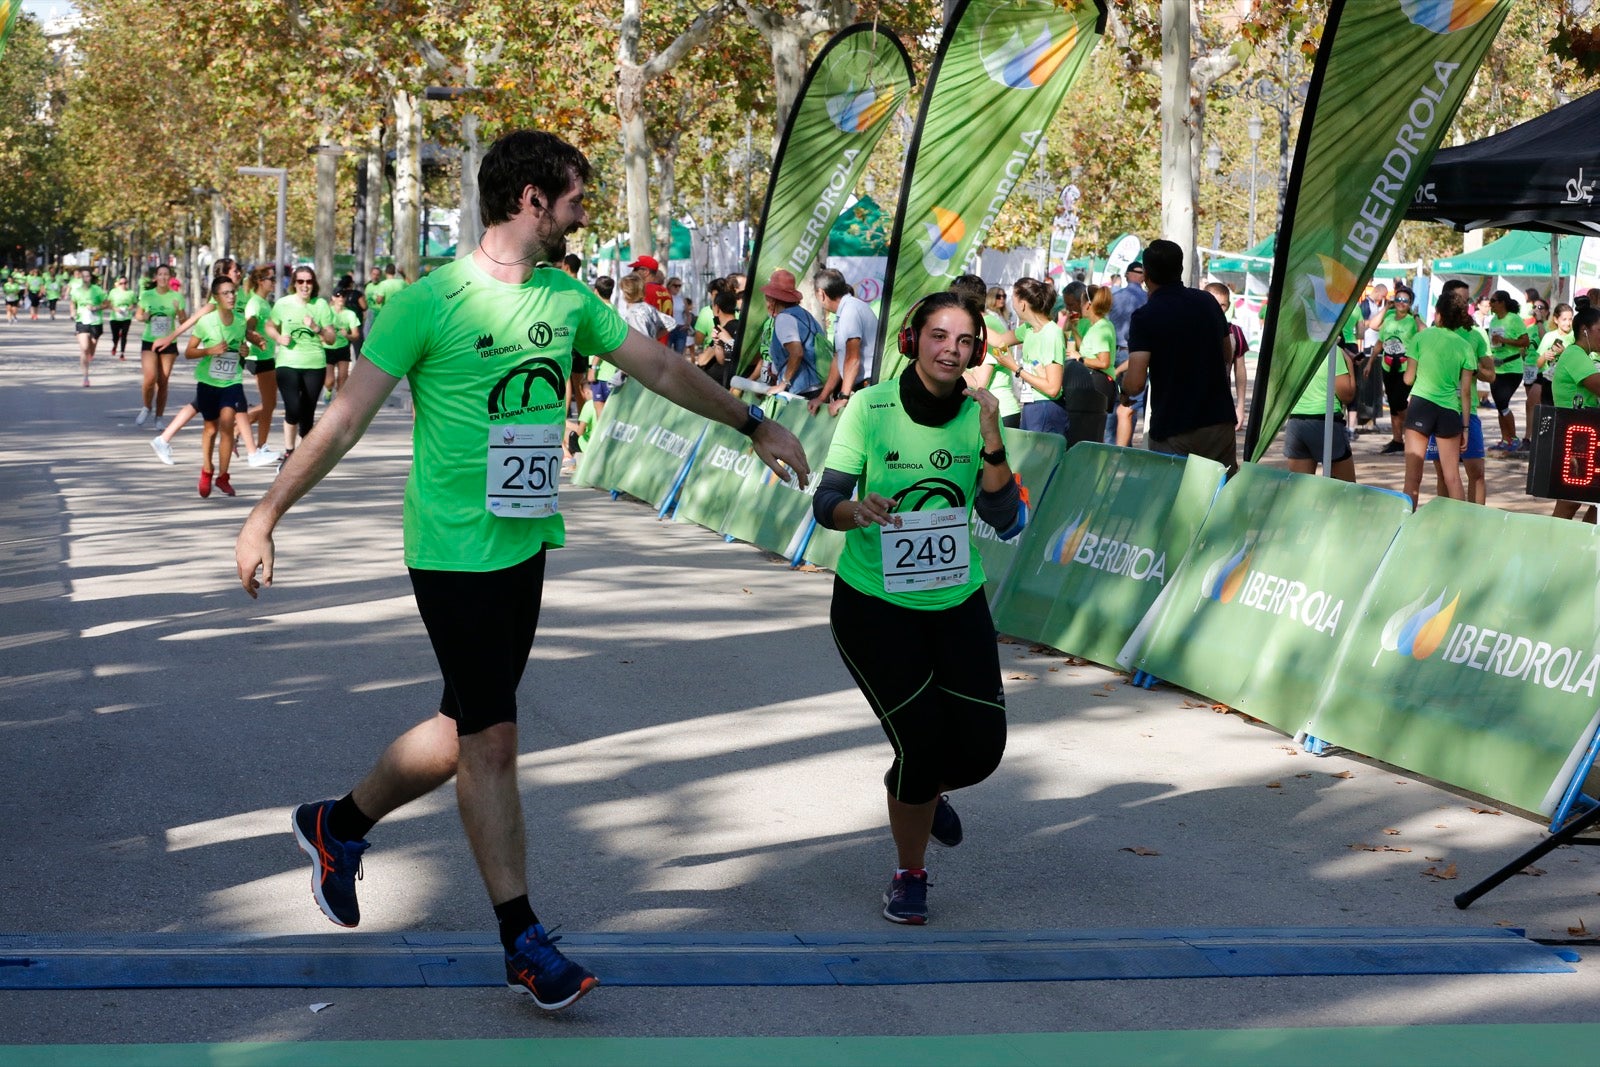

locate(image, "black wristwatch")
[[980, 444, 1008, 465], [739, 403, 766, 437]]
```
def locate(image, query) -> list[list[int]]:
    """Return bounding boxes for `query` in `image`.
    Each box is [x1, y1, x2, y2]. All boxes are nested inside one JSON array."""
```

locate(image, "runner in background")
[[69, 268, 109, 387], [133, 265, 186, 429], [322, 289, 360, 402], [1205, 282, 1249, 429], [107, 274, 137, 358], [265, 266, 337, 463], [999, 277, 1066, 435], [1079, 284, 1119, 416], [25, 268, 44, 321], [243, 265, 280, 453], [1368, 284, 1420, 456], [1282, 346, 1357, 482], [176, 277, 251, 496], [1485, 290, 1532, 452], [811, 290, 1019, 926], [966, 285, 1021, 430], [1525, 295, 1557, 446], [1402, 293, 1490, 507]]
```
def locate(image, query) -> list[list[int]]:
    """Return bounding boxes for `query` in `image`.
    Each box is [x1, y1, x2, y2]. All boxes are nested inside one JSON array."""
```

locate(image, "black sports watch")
[[739, 403, 766, 437], [980, 444, 1008, 465]]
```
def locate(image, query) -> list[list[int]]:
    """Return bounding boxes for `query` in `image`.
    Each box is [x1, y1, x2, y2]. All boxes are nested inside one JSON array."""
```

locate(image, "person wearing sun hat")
[[761, 268, 824, 396]]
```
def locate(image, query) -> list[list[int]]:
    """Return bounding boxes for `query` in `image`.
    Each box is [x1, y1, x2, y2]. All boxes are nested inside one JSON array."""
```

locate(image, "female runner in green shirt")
[[811, 291, 1022, 926], [1547, 307, 1600, 523], [1401, 293, 1494, 507]]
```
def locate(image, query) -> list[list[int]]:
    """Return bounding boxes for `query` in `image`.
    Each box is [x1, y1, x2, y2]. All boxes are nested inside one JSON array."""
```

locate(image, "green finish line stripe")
[[7, 1025, 1600, 1067]]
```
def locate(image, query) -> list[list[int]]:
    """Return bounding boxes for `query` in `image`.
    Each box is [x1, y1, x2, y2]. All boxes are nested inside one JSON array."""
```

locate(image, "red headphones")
[[897, 294, 988, 368]]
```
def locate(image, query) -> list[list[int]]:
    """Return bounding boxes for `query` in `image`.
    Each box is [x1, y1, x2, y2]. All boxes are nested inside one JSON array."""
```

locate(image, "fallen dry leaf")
[[1047, 667, 1059, 672], [1517, 865, 1547, 877], [1265, 781, 1282, 789], [1007, 672, 1036, 681], [1029, 643, 1053, 654], [1295, 773, 1313, 779], [1384, 828, 1402, 836], [1422, 863, 1459, 880], [997, 635, 1018, 644], [1569, 918, 1590, 936], [1278, 745, 1298, 754], [1494, 920, 1517, 927], [1329, 770, 1355, 779], [1121, 846, 1160, 856], [740, 588, 751, 594], [1348, 843, 1412, 853], [796, 564, 822, 573], [1469, 807, 1503, 816], [1434, 824, 1448, 829], [1181, 700, 1208, 709], [1211, 703, 1231, 713], [1426, 855, 1445, 861], [1090, 692, 1109, 698], [1101, 683, 1118, 691]]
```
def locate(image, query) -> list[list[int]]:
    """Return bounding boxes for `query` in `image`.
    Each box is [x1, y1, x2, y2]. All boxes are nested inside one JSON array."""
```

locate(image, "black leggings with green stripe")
[[829, 578, 1007, 805]]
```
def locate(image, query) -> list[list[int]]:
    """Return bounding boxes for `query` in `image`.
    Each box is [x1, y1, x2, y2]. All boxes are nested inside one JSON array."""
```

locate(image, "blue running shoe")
[[292, 800, 368, 928], [882, 869, 929, 925], [505, 923, 599, 1011], [931, 794, 963, 848]]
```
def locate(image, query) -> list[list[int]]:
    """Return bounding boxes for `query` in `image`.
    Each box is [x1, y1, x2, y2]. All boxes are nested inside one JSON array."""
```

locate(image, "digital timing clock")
[[1527, 405, 1600, 503]]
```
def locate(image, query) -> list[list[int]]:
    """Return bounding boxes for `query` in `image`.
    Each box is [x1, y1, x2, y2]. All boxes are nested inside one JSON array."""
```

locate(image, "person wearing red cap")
[[629, 256, 670, 342]]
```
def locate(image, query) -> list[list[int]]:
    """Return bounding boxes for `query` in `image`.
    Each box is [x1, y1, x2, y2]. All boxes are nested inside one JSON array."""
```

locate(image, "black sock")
[[327, 793, 375, 843], [493, 896, 540, 953]]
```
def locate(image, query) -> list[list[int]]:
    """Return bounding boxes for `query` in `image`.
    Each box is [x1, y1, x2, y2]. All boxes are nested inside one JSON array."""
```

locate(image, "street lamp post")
[[1247, 114, 1263, 247], [238, 166, 288, 290]]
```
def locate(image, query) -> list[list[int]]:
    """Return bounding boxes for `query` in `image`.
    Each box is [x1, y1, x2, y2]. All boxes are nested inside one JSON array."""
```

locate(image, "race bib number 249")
[[881, 508, 970, 593]]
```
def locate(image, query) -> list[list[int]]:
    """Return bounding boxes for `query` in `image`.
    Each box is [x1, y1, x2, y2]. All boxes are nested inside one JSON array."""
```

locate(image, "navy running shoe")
[[931, 794, 963, 847], [292, 800, 368, 928], [505, 923, 599, 1011], [883, 869, 929, 925]]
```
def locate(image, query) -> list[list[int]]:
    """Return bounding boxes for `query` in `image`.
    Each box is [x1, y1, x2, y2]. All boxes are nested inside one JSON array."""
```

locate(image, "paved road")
[[2, 318, 1598, 1057]]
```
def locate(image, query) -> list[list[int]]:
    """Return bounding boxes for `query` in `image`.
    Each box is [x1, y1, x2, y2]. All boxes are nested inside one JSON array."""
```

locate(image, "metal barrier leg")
[[1454, 802, 1600, 910]]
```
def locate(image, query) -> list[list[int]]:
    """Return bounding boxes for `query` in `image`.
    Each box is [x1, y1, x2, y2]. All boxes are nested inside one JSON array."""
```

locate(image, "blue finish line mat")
[[0, 927, 1576, 990]]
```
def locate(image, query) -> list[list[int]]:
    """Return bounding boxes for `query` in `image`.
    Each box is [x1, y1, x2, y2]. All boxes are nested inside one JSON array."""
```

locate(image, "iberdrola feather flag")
[[0, 0, 21, 61], [732, 24, 913, 381], [1244, 0, 1512, 460], [873, 0, 1106, 384]]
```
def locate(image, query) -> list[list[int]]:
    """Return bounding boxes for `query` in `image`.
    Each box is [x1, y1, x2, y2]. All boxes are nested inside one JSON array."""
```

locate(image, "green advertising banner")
[[875, 0, 1106, 384], [722, 397, 844, 557], [733, 25, 914, 379], [1130, 464, 1411, 736], [570, 384, 707, 509], [1305, 499, 1600, 817], [989, 444, 1224, 667], [0, 0, 19, 61], [672, 419, 760, 533], [970, 428, 1064, 597], [1245, 0, 1511, 460]]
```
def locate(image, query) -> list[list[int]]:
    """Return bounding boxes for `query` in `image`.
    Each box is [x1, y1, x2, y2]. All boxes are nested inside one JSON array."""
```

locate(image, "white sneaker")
[[134, 407, 150, 427], [247, 448, 280, 468], [150, 437, 174, 465], [153, 416, 167, 431]]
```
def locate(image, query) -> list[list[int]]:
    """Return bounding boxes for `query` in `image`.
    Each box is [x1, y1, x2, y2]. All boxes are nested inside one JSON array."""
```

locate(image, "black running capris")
[[110, 319, 131, 347], [1491, 372, 1521, 416], [408, 549, 546, 736], [1382, 362, 1411, 415], [276, 365, 327, 437], [829, 578, 1007, 805]]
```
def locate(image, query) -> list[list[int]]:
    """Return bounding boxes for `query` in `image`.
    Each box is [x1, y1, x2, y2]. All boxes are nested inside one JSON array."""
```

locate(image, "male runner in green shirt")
[[236, 130, 808, 1013]]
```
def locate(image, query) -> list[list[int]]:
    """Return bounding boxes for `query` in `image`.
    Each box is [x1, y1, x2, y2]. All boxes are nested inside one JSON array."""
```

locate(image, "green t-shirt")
[[108, 285, 136, 320], [370, 276, 406, 314], [1079, 317, 1116, 379], [73, 284, 107, 325], [1551, 344, 1600, 410], [43, 279, 62, 300], [138, 289, 183, 342], [362, 257, 629, 571], [192, 309, 246, 387], [1538, 328, 1575, 377], [822, 378, 988, 610], [324, 307, 361, 348], [1409, 326, 1477, 412], [1016, 320, 1065, 403], [1455, 324, 1490, 365], [1488, 311, 1529, 374], [2, 278, 19, 299], [1290, 348, 1345, 417], [24, 273, 42, 292], [270, 295, 334, 369], [576, 399, 597, 446], [981, 310, 1019, 419], [693, 305, 714, 342], [1376, 309, 1420, 368], [243, 293, 274, 359]]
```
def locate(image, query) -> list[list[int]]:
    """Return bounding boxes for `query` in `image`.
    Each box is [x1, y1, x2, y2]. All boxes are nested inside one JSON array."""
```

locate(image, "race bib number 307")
[[881, 508, 970, 593], [486, 423, 561, 518]]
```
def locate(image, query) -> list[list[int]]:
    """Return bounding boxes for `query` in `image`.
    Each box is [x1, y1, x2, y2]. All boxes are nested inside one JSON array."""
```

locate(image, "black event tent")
[[1406, 87, 1600, 236]]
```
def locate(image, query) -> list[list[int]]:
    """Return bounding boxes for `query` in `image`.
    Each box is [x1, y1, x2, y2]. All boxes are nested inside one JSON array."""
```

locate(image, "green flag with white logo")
[[733, 25, 914, 381], [874, 0, 1106, 384], [1244, 0, 1512, 460]]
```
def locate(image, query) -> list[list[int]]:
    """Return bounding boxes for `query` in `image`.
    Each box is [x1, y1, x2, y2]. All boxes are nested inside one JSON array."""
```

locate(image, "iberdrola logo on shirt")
[[488, 355, 565, 421]]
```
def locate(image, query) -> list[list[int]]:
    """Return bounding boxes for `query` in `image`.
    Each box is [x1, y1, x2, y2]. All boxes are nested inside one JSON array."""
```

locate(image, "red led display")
[[1529, 407, 1600, 503]]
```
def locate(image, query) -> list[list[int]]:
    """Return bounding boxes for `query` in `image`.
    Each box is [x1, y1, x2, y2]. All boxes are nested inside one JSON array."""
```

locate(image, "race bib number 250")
[[881, 508, 970, 593], [486, 423, 561, 518]]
